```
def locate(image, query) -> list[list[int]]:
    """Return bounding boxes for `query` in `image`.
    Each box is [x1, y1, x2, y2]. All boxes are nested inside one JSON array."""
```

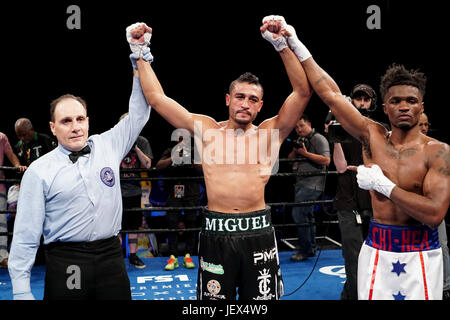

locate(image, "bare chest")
[[200, 129, 279, 168], [367, 140, 428, 193]]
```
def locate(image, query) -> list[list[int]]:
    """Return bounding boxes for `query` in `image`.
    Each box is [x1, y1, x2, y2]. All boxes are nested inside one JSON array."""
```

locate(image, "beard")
[[234, 118, 251, 125], [233, 111, 254, 125]]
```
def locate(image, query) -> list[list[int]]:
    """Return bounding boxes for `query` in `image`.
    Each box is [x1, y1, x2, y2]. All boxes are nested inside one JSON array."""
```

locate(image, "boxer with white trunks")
[[358, 221, 442, 299], [275, 20, 450, 299]]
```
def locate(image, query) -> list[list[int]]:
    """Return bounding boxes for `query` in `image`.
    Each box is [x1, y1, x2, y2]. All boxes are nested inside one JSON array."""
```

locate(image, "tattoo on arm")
[[436, 146, 450, 176], [361, 136, 372, 159], [314, 75, 326, 86]]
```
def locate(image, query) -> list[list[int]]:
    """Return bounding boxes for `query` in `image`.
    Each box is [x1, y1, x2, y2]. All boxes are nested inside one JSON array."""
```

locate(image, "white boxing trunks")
[[358, 220, 443, 300]]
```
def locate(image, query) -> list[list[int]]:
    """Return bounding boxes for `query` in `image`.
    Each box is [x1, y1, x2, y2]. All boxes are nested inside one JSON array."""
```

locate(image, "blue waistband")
[[365, 220, 440, 252]]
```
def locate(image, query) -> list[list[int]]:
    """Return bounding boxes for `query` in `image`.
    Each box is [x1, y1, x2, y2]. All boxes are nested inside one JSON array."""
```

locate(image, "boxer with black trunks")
[[275, 20, 450, 299], [125, 17, 312, 300]]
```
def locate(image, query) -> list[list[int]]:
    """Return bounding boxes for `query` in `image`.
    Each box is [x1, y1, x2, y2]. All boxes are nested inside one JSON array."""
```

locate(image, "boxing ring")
[[0, 159, 352, 300]]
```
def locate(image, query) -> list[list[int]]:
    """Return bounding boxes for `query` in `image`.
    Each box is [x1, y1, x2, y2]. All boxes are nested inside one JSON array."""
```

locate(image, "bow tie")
[[69, 145, 91, 163]]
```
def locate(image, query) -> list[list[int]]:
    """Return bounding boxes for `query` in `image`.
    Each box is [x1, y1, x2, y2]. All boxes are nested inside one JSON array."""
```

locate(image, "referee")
[[8, 64, 151, 299]]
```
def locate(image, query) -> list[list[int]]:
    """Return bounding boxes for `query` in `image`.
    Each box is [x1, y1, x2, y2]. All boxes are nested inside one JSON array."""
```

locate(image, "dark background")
[[1, 0, 447, 160], [0, 0, 448, 248]]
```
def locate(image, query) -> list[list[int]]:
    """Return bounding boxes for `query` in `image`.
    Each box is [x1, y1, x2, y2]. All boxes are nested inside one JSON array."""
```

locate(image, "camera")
[[295, 136, 310, 149], [325, 84, 377, 143], [327, 121, 356, 143], [325, 109, 357, 143], [286, 136, 310, 150]]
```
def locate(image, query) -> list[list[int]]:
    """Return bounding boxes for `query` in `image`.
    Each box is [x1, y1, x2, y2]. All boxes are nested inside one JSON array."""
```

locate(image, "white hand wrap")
[[284, 24, 312, 62], [126, 22, 152, 58], [261, 15, 288, 52], [356, 164, 396, 198]]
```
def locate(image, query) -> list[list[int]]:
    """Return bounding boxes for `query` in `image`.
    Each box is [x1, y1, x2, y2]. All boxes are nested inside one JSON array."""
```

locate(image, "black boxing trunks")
[[197, 206, 284, 300]]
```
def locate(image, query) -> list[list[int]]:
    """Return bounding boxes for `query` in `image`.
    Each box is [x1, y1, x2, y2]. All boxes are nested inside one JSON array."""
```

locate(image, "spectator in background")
[[14, 118, 57, 167], [418, 112, 450, 300], [155, 136, 201, 271], [418, 112, 430, 135], [288, 114, 330, 262], [144, 173, 170, 256], [13, 118, 57, 266], [6, 185, 19, 252], [148, 175, 169, 209], [119, 113, 153, 269], [0, 132, 26, 268], [325, 84, 376, 300]]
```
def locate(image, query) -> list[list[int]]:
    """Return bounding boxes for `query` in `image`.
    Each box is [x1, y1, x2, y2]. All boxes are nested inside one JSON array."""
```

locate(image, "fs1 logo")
[[137, 274, 190, 284]]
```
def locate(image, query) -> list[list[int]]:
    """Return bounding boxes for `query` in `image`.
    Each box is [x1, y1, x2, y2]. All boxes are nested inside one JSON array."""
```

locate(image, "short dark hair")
[[380, 64, 426, 101], [50, 94, 87, 122], [229, 72, 264, 98], [300, 114, 310, 123]]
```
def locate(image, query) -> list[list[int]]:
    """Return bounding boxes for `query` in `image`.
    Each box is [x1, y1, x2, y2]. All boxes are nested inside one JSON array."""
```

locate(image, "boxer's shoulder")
[[426, 139, 449, 171]]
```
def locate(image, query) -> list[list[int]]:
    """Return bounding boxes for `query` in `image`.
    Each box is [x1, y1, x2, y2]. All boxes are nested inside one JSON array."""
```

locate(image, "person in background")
[[155, 136, 201, 271], [288, 114, 330, 262], [119, 112, 153, 269], [0, 132, 26, 269], [326, 84, 375, 299], [14, 118, 57, 167], [13, 118, 57, 266]]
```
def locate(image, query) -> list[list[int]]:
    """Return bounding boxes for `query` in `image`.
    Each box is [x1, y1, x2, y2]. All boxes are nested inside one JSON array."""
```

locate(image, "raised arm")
[[134, 144, 152, 169], [280, 23, 370, 142], [303, 60, 370, 141], [259, 16, 312, 141], [273, 48, 312, 140], [136, 58, 198, 133], [127, 23, 205, 134]]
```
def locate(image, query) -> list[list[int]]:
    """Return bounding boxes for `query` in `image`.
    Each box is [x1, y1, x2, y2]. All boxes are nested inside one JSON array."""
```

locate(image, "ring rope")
[[0, 200, 335, 215]]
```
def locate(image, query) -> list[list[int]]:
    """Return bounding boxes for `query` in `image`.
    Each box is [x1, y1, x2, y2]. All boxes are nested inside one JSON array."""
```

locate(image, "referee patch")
[[100, 167, 115, 187]]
